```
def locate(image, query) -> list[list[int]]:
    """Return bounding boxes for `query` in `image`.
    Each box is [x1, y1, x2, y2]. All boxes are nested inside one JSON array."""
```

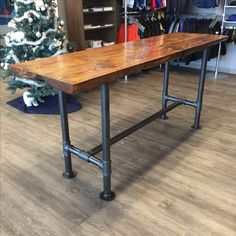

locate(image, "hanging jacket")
[[117, 24, 140, 43], [135, 0, 147, 10], [150, 0, 157, 9]]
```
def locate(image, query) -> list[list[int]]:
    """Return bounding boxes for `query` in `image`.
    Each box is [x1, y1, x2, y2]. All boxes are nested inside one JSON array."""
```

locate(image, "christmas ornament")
[[41, 5, 46, 11], [28, 17, 33, 23], [36, 31, 41, 37]]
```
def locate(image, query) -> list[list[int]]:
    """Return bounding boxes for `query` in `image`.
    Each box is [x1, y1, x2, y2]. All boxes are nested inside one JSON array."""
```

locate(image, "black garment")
[[166, 0, 189, 15], [139, 17, 162, 38]]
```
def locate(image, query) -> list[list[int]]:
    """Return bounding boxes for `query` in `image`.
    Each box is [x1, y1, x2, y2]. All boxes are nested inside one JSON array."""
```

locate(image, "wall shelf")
[[84, 25, 114, 31], [65, 0, 117, 50], [83, 10, 114, 14]]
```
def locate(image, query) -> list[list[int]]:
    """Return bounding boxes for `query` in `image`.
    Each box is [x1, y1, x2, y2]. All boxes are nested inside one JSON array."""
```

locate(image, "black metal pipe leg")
[[99, 84, 115, 201], [161, 62, 170, 120], [192, 48, 208, 129], [58, 90, 76, 179]]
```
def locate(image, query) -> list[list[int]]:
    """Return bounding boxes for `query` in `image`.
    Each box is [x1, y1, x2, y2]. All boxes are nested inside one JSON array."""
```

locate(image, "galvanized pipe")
[[100, 84, 115, 201], [90, 101, 181, 156], [193, 48, 208, 129], [68, 146, 103, 169], [58, 90, 76, 179], [165, 96, 197, 108], [161, 61, 170, 119]]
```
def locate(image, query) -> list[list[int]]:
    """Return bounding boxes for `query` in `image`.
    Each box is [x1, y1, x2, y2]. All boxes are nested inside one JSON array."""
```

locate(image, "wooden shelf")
[[83, 10, 114, 14], [65, 0, 117, 51]]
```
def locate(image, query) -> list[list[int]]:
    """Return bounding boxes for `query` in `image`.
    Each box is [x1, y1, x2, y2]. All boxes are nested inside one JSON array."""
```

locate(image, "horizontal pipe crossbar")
[[68, 146, 103, 169], [90, 101, 181, 156], [165, 96, 197, 108]]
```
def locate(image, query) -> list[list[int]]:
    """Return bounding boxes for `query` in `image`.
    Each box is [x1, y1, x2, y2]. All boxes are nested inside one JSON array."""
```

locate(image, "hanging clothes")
[[123, 0, 135, 8], [167, 17, 227, 63], [135, 0, 147, 10], [166, 0, 189, 15], [117, 24, 140, 43], [123, 0, 167, 10], [135, 12, 165, 38], [150, 0, 157, 10]]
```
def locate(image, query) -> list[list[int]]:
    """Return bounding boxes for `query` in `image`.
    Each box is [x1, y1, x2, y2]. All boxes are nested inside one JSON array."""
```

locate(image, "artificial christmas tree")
[[1, 0, 67, 106]]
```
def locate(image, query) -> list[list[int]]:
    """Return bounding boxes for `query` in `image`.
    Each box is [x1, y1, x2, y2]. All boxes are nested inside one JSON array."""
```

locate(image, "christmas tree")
[[1, 0, 67, 105]]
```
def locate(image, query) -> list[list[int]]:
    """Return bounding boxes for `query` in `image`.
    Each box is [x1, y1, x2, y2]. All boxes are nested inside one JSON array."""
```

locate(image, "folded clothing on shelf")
[[227, 14, 236, 21], [90, 7, 103, 12], [103, 7, 113, 11], [87, 40, 103, 48], [87, 40, 115, 49], [84, 24, 101, 29], [102, 41, 115, 46]]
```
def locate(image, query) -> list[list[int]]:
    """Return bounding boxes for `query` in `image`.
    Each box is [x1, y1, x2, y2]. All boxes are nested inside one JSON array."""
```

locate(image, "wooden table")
[[9, 33, 227, 201]]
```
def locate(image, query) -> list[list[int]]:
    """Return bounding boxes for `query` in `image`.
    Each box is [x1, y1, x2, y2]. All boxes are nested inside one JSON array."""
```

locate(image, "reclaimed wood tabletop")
[[9, 33, 227, 94]]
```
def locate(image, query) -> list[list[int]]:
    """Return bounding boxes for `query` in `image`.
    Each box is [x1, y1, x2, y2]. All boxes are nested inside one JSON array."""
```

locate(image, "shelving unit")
[[215, 0, 236, 78], [65, 0, 116, 50]]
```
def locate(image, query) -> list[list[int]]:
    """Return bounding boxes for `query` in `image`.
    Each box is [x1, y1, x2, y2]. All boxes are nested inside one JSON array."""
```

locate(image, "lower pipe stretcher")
[[64, 101, 181, 171]]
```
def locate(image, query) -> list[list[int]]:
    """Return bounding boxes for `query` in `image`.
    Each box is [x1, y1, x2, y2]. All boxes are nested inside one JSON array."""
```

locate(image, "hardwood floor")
[[0, 67, 235, 236]]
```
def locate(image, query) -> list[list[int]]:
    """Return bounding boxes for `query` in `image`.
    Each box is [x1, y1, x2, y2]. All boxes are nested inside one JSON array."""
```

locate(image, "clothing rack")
[[180, 13, 222, 19], [122, 0, 166, 79], [215, 0, 236, 78]]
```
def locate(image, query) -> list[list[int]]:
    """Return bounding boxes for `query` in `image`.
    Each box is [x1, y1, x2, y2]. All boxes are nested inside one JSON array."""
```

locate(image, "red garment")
[[150, 0, 157, 10], [117, 24, 140, 43]]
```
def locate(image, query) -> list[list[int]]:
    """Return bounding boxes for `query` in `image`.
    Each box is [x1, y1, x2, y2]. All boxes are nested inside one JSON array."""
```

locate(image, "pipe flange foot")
[[191, 125, 202, 130], [100, 191, 116, 201], [63, 171, 77, 179]]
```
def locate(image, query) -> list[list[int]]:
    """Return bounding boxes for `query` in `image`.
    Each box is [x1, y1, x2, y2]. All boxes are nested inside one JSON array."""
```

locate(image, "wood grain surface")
[[1, 68, 235, 235], [9, 33, 227, 94]]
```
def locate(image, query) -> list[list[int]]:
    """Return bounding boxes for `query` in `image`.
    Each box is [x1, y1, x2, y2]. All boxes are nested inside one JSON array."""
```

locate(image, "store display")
[[65, 0, 116, 50], [8, 33, 227, 200]]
